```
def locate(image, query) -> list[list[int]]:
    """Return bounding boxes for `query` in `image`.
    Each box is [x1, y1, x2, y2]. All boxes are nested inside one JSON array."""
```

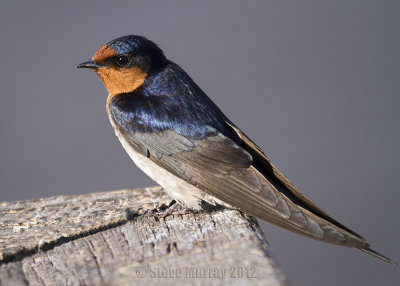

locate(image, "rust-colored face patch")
[[92, 45, 116, 63], [96, 66, 147, 108]]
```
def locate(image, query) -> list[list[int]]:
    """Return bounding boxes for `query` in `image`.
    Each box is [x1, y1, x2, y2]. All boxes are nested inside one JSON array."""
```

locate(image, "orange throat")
[[96, 67, 147, 112], [96, 68, 146, 115], [97, 67, 146, 96]]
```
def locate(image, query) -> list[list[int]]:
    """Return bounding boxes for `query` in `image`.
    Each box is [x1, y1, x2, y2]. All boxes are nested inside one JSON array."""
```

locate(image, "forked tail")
[[361, 248, 397, 265]]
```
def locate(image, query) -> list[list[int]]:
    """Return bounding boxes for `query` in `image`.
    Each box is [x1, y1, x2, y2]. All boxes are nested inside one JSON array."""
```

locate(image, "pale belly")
[[109, 116, 223, 210]]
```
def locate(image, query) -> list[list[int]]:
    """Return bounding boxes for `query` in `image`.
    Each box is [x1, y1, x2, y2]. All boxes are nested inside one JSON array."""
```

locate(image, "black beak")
[[77, 60, 102, 69]]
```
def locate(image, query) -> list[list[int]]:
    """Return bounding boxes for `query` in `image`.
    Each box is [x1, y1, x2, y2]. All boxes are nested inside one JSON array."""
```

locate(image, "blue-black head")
[[78, 35, 166, 72], [77, 35, 167, 95]]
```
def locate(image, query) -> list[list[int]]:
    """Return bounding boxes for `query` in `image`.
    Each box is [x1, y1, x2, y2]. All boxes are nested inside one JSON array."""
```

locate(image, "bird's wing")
[[224, 121, 363, 237], [225, 121, 397, 264], [124, 125, 369, 249]]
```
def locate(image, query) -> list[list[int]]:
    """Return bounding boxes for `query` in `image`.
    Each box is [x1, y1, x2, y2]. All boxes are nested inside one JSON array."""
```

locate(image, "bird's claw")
[[154, 201, 191, 217]]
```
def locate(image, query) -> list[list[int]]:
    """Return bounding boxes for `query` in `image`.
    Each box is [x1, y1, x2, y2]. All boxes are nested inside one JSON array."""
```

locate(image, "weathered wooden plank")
[[0, 187, 287, 285], [0, 186, 171, 263]]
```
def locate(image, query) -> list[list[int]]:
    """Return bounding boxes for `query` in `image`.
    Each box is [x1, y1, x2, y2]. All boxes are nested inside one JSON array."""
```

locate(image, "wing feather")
[[225, 121, 365, 238], [125, 126, 368, 248]]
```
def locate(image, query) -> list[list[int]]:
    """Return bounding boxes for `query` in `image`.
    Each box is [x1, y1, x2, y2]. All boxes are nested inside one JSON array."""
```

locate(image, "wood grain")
[[0, 186, 287, 286]]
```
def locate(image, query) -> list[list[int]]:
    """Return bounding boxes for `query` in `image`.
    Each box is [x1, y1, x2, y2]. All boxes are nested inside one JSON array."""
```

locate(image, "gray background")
[[1, 1, 399, 285]]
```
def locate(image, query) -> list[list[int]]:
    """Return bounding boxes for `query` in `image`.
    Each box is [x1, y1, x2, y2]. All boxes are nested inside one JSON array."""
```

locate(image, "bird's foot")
[[155, 201, 191, 217]]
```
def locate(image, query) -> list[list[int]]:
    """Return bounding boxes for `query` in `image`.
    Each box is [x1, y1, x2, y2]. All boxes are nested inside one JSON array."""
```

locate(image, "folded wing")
[[126, 125, 369, 249]]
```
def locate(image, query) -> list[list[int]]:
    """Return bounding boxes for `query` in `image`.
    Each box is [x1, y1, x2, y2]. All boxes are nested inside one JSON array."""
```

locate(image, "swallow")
[[78, 35, 396, 264]]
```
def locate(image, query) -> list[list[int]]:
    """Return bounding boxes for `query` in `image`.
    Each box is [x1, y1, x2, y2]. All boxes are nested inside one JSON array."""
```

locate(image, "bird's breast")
[[107, 112, 220, 210]]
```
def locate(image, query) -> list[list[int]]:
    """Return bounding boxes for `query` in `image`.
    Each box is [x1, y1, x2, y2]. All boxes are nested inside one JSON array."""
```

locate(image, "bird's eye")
[[116, 56, 129, 67]]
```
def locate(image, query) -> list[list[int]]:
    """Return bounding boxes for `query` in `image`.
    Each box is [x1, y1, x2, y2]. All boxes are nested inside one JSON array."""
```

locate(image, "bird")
[[78, 35, 396, 264]]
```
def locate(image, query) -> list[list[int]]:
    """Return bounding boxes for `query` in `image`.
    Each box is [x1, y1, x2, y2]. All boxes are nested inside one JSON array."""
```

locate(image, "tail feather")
[[361, 248, 397, 265]]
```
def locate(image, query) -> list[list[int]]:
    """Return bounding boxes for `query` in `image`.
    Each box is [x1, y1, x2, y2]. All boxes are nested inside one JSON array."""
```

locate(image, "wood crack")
[[0, 217, 131, 266]]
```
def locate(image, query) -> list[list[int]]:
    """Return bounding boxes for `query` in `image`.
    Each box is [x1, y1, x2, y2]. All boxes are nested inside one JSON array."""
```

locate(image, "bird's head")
[[78, 35, 166, 96]]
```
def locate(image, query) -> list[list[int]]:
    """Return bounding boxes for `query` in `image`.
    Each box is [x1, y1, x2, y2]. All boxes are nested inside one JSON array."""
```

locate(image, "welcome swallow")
[[78, 35, 396, 264]]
